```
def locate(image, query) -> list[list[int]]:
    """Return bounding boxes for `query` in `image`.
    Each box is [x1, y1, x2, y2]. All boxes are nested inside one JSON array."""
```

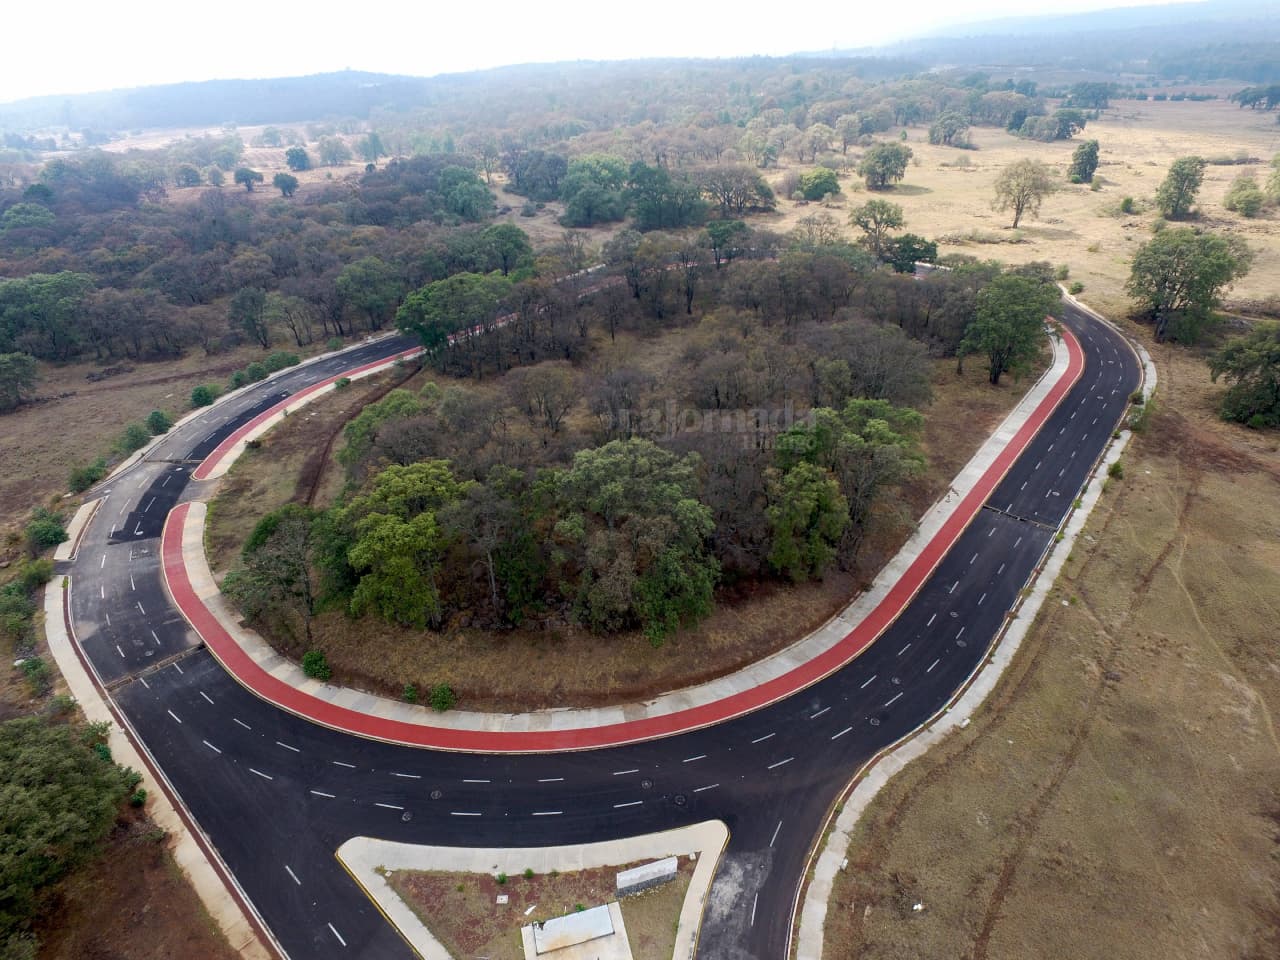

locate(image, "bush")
[[1054, 265, 1070, 280], [496, 872, 507, 885], [523, 868, 534, 879], [145, 410, 172, 434], [1120, 196, 1134, 214], [129, 788, 147, 808], [402, 683, 418, 704], [116, 422, 152, 455], [1108, 460, 1125, 479], [20, 558, 54, 590], [326, 337, 343, 351], [334, 377, 352, 390], [244, 361, 268, 383], [1069, 281, 1085, 295], [263, 351, 300, 374], [301, 650, 332, 681], [69, 457, 108, 493], [191, 384, 218, 407], [21, 656, 51, 695], [228, 370, 247, 389], [25, 509, 67, 553], [429, 683, 456, 712]]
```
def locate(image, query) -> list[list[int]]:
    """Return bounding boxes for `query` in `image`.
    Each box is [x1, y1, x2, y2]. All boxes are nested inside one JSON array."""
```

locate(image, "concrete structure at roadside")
[[523, 903, 632, 959], [616, 857, 679, 897]]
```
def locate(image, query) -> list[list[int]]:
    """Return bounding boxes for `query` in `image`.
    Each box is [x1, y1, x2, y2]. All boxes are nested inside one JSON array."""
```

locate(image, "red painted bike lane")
[[164, 330, 1084, 753]]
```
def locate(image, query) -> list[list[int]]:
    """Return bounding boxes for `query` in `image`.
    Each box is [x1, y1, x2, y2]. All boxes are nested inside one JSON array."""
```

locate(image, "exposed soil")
[[822, 328, 1280, 960], [388, 858, 693, 960]]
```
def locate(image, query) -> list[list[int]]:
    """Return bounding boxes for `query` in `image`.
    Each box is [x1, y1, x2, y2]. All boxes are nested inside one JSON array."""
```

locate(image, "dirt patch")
[[387, 858, 693, 960], [33, 811, 237, 960], [822, 327, 1280, 960]]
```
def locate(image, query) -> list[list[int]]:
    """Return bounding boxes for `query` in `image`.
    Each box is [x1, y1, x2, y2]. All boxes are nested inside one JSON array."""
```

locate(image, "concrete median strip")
[[336, 820, 728, 960], [160, 327, 1082, 752]]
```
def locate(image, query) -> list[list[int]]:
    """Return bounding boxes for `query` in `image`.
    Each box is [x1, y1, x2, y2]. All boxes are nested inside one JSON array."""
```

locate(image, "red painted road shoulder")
[[163, 330, 1085, 753]]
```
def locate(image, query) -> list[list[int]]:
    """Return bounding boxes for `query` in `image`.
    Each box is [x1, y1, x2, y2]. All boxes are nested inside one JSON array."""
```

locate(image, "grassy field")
[[386, 859, 692, 960], [206, 319, 1037, 711], [821, 326, 1280, 959]]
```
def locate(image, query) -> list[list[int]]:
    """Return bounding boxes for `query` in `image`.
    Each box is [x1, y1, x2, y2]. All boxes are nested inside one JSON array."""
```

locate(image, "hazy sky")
[[2, 0, 1197, 104]]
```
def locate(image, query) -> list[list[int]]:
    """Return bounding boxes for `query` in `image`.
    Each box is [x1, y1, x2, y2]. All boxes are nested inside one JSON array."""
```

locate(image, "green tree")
[[357, 131, 386, 164], [283, 147, 311, 172], [233, 167, 264, 192], [0, 272, 95, 361], [848, 198, 904, 260], [317, 136, 352, 166], [960, 274, 1062, 384], [481, 223, 533, 276], [336, 257, 404, 332], [928, 112, 970, 147], [885, 233, 937, 273], [552, 439, 718, 643], [272, 172, 299, 197], [1067, 139, 1100, 183], [1223, 174, 1265, 217], [857, 142, 912, 190], [1268, 154, 1280, 200], [396, 272, 511, 355], [0, 352, 39, 413], [145, 409, 171, 434], [190, 384, 218, 408], [766, 461, 848, 581], [703, 220, 750, 267], [1155, 156, 1206, 219], [0, 717, 132, 943], [337, 387, 425, 475], [1, 203, 55, 233], [1209, 322, 1280, 427], [799, 167, 840, 201], [224, 504, 318, 641], [992, 158, 1054, 229], [229, 287, 270, 349], [24, 508, 66, 554], [1127, 227, 1253, 343], [174, 164, 202, 187]]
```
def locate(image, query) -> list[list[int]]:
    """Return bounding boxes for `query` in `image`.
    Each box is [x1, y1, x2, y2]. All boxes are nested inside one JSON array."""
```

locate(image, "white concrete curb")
[[42, 577, 275, 960], [183, 334, 1072, 733], [53, 497, 102, 562], [337, 821, 728, 960], [792, 307, 1154, 960]]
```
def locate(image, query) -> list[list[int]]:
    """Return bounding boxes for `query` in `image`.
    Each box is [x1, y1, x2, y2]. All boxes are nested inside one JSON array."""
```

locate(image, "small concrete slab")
[[531, 903, 612, 953], [522, 902, 632, 960]]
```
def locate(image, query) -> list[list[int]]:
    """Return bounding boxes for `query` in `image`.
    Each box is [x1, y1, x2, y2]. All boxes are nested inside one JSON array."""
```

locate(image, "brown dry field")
[[387, 858, 693, 960], [822, 332, 1280, 959], [207, 317, 1036, 711], [764, 98, 1280, 320]]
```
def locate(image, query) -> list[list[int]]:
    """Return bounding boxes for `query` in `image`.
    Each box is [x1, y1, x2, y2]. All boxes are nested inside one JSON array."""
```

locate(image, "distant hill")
[[0, 71, 436, 133], [827, 0, 1280, 81]]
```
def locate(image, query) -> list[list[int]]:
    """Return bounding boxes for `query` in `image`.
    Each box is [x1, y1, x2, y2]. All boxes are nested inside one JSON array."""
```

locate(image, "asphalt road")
[[63, 306, 1139, 959]]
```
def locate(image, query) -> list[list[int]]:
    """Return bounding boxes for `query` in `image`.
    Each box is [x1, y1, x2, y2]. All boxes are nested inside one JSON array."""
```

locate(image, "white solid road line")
[[285, 865, 301, 886], [770, 820, 783, 848], [327, 923, 346, 948], [614, 800, 643, 809]]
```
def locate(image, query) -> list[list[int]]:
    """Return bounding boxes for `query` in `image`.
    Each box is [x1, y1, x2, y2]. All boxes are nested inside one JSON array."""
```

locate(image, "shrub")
[[1108, 460, 1125, 479], [1069, 281, 1085, 295], [20, 558, 54, 590], [25, 508, 67, 552], [69, 457, 108, 493], [191, 384, 218, 407], [301, 650, 332, 681], [429, 683, 456, 712], [496, 872, 507, 885], [244, 361, 268, 383], [1120, 196, 1134, 213], [402, 683, 418, 704], [1054, 265, 1070, 280], [523, 868, 534, 879], [326, 337, 343, 351], [129, 788, 147, 808], [21, 656, 51, 695], [263, 351, 300, 374], [334, 377, 352, 390], [145, 410, 172, 434], [117, 422, 152, 455]]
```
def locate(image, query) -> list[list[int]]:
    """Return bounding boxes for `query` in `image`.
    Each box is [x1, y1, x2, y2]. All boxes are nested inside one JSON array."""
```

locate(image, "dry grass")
[[763, 97, 1280, 321], [822, 326, 1280, 960], [386, 858, 692, 960]]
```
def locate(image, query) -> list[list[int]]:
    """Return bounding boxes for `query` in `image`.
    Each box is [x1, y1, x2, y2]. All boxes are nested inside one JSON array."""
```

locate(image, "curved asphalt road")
[[62, 305, 1139, 959]]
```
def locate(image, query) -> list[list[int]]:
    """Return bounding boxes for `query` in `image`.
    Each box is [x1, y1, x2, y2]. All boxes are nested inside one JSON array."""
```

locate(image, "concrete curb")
[[162, 330, 1081, 751], [53, 497, 102, 562], [336, 821, 728, 960], [42, 577, 276, 960], [791, 306, 1153, 960]]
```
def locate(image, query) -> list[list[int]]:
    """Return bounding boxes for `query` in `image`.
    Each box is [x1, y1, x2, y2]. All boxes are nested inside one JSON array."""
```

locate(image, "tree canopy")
[[992, 158, 1054, 228], [858, 142, 913, 190], [1155, 156, 1206, 219], [1210, 322, 1280, 428], [1126, 227, 1253, 342], [960, 274, 1062, 384]]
